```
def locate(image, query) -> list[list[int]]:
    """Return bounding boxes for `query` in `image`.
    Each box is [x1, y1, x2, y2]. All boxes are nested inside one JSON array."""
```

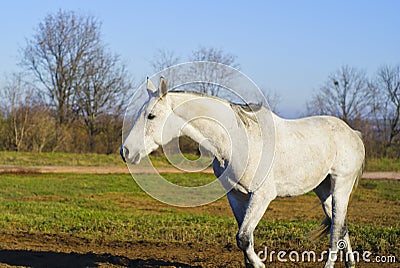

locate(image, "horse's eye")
[[147, 113, 156, 120]]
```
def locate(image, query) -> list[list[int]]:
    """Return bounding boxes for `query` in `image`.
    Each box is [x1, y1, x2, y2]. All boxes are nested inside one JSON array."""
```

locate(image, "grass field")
[[0, 151, 125, 167], [0, 151, 204, 169], [0, 151, 399, 171], [0, 172, 398, 267]]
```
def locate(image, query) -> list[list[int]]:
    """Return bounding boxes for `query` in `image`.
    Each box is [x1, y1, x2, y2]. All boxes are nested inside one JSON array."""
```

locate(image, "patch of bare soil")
[[0, 232, 242, 268], [362, 171, 400, 180], [0, 231, 394, 268]]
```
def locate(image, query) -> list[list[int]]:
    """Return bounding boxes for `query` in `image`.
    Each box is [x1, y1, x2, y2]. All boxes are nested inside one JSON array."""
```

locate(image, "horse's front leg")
[[236, 189, 276, 268]]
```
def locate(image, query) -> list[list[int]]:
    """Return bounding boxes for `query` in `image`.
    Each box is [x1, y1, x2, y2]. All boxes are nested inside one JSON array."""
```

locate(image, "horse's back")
[[271, 115, 364, 196]]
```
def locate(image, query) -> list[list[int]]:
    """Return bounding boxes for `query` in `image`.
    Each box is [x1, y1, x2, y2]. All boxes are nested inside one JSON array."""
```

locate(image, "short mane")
[[170, 90, 264, 110], [169, 90, 265, 127]]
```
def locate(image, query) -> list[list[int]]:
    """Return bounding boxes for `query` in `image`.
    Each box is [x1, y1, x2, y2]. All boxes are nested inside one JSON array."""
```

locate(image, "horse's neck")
[[168, 93, 241, 162]]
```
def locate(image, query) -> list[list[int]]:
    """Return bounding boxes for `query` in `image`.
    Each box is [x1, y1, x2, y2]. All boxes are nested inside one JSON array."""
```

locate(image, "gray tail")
[[306, 217, 331, 241]]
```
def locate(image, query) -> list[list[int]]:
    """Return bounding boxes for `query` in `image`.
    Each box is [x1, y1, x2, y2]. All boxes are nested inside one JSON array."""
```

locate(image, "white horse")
[[121, 77, 365, 268]]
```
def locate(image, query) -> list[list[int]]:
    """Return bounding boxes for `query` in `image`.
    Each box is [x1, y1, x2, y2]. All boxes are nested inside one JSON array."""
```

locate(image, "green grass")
[[0, 173, 224, 242], [365, 157, 400, 172], [0, 151, 125, 166], [1, 151, 399, 172], [0, 173, 398, 257], [356, 179, 400, 201], [0, 151, 208, 168]]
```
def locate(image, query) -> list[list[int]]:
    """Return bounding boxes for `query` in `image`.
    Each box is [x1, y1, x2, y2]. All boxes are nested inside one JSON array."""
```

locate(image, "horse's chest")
[[212, 159, 252, 194]]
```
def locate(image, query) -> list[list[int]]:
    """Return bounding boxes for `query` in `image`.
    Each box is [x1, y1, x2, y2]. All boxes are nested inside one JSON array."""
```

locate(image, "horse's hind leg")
[[314, 175, 333, 219], [312, 175, 333, 238], [324, 172, 357, 268]]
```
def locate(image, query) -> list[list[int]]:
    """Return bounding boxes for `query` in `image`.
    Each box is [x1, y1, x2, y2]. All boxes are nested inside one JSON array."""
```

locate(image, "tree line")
[[0, 10, 131, 153], [306, 65, 400, 158], [0, 10, 398, 159], [0, 10, 241, 154]]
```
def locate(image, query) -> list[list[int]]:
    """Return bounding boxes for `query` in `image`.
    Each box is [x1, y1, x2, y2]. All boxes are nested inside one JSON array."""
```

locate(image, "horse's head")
[[121, 77, 182, 164]]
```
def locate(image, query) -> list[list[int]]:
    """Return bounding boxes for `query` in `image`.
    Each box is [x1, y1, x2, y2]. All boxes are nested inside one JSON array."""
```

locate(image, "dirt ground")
[[0, 231, 396, 268], [0, 231, 397, 267], [1, 231, 240, 268]]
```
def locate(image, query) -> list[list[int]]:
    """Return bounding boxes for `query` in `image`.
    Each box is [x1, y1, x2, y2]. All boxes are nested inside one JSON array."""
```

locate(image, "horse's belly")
[[274, 173, 328, 197], [272, 152, 333, 197]]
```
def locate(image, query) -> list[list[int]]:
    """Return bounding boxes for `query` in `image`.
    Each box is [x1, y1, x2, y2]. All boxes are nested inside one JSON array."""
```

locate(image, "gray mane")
[[169, 90, 264, 127], [231, 102, 263, 112], [230, 103, 263, 127]]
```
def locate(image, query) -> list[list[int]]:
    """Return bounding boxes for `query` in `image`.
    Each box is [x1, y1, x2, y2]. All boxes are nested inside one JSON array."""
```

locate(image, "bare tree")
[[0, 73, 35, 151], [21, 10, 101, 126], [29, 104, 56, 152], [21, 9, 132, 152], [368, 65, 400, 155], [190, 47, 239, 68], [263, 88, 282, 113], [96, 113, 124, 154], [148, 49, 181, 89], [150, 49, 180, 73], [188, 46, 240, 96], [77, 49, 132, 151], [307, 65, 368, 125]]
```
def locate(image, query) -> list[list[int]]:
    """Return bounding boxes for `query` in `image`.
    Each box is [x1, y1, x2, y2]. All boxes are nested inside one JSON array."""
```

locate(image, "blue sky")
[[0, 1, 399, 117]]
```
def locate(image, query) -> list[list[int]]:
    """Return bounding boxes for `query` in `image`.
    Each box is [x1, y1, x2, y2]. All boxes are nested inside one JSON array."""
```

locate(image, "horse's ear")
[[159, 77, 168, 97], [146, 77, 157, 96]]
